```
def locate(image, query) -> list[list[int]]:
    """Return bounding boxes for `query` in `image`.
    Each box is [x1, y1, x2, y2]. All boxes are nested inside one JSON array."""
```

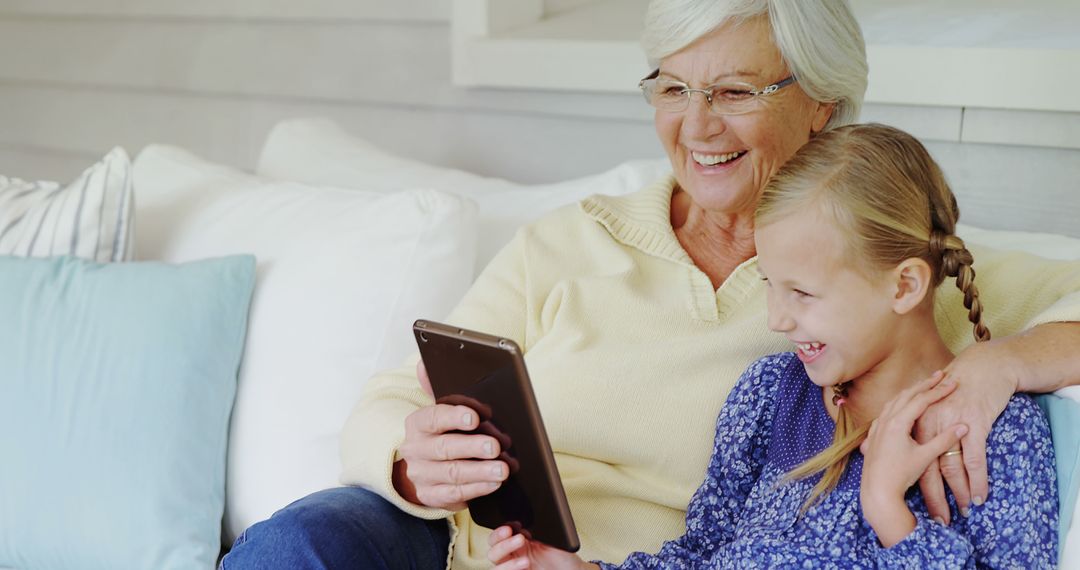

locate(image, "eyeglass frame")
[[637, 68, 798, 115]]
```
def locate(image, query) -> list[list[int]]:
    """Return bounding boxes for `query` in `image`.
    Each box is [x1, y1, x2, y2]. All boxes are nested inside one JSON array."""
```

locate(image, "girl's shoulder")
[[727, 352, 803, 405], [993, 393, 1052, 436], [738, 352, 801, 385], [985, 393, 1055, 466]]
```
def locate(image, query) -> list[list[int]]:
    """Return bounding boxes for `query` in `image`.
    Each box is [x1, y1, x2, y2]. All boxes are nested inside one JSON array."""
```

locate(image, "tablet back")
[[414, 320, 580, 552]]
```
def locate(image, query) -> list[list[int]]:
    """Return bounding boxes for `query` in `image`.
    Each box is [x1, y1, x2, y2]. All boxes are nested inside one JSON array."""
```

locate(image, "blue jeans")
[[220, 487, 451, 570]]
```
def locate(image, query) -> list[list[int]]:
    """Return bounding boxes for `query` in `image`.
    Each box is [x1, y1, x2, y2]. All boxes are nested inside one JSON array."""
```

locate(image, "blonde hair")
[[755, 123, 991, 508], [641, 0, 867, 130]]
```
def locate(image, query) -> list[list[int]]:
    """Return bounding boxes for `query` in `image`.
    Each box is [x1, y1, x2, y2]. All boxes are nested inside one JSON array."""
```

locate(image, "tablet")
[[413, 319, 580, 552]]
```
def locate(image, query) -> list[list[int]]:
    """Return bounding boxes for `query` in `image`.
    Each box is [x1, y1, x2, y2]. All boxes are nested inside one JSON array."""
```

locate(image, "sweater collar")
[[579, 174, 696, 268], [579, 173, 763, 322]]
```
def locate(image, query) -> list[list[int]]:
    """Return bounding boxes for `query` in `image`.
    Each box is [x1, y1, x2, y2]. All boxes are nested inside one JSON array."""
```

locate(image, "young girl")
[[487, 124, 1058, 568]]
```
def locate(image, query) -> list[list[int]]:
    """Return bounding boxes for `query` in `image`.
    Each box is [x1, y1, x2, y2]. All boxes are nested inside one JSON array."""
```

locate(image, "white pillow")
[[256, 118, 672, 275], [132, 145, 478, 543], [0, 147, 133, 262], [957, 224, 1080, 261]]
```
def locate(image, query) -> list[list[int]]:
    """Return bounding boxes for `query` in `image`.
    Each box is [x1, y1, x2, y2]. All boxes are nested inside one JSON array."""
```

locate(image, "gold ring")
[[941, 449, 963, 458]]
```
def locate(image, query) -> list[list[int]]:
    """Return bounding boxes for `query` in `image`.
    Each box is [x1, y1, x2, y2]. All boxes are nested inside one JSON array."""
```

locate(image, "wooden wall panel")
[[963, 108, 1080, 151], [0, 144, 101, 182], [0, 0, 450, 22], [924, 141, 1080, 238], [0, 19, 653, 122], [0, 19, 448, 103], [0, 84, 663, 184]]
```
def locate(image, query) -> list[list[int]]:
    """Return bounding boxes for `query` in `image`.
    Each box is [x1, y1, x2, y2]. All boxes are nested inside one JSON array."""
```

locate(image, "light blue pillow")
[[0, 255, 255, 570], [1035, 393, 1080, 556]]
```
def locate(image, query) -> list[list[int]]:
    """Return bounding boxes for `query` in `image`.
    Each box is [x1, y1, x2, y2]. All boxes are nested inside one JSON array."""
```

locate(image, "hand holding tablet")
[[412, 320, 580, 552]]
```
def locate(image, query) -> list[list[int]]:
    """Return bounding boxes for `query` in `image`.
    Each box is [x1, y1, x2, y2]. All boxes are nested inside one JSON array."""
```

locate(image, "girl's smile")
[[792, 341, 826, 364]]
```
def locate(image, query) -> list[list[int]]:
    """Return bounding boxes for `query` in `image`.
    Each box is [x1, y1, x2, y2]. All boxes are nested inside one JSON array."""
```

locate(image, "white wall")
[[0, 0, 1077, 236]]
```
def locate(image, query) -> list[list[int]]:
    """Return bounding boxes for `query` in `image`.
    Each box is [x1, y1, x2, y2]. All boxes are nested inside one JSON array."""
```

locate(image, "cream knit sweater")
[[340, 176, 1080, 569]]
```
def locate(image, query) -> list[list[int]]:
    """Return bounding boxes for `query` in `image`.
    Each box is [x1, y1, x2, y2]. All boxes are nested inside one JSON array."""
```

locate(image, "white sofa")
[[133, 118, 677, 549], [3, 117, 1079, 568]]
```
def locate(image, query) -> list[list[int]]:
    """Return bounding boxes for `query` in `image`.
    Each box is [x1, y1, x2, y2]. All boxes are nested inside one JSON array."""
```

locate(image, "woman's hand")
[[391, 360, 509, 511], [913, 339, 1021, 524], [488, 526, 595, 570], [860, 373, 968, 548]]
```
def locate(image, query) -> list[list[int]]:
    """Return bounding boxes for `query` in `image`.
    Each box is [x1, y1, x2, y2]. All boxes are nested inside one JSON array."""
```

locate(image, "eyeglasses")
[[638, 69, 798, 115]]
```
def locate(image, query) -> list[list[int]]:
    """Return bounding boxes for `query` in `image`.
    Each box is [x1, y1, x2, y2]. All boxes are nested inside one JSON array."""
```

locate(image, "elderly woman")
[[221, 1, 1080, 569]]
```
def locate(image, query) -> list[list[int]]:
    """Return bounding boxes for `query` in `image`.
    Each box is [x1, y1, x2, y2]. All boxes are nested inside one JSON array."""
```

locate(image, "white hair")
[[641, 0, 867, 130]]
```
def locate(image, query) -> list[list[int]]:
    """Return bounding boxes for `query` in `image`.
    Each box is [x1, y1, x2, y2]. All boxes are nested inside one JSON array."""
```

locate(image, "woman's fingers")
[[401, 432, 502, 463], [917, 461, 952, 525], [922, 424, 969, 459], [404, 454, 508, 511], [415, 480, 501, 512], [397, 402, 510, 509], [405, 403, 480, 437], [407, 457, 509, 487], [928, 424, 972, 514], [960, 430, 990, 508]]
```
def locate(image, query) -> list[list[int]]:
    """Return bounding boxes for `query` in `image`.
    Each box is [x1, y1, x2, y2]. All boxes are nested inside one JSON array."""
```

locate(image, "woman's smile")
[[690, 149, 748, 169]]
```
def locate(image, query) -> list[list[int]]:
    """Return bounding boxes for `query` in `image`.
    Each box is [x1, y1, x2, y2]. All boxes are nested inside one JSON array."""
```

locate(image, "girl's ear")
[[891, 258, 933, 314]]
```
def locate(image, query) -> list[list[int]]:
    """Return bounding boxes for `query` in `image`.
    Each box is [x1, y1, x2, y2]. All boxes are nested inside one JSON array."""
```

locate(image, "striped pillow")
[[0, 148, 134, 262]]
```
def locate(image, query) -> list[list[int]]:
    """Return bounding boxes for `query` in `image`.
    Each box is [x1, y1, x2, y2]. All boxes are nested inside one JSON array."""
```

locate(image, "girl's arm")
[[863, 376, 1058, 568], [860, 374, 975, 567], [598, 354, 786, 569], [871, 517, 973, 569]]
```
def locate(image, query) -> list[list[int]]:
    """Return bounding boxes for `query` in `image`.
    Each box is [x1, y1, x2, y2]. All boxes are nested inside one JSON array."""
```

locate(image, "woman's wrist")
[[861, 488, 916, 548], [1009, 322, 1080, 393], [960, 337, 1024, 393]]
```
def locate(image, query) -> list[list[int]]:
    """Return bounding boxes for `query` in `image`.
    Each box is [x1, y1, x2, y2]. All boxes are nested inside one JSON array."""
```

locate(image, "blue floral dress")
[[598, 353, 1058, 569]]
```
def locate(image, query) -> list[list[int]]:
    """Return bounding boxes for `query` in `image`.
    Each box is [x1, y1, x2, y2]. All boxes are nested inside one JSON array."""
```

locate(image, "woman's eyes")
[[713, 87, 753, 101]]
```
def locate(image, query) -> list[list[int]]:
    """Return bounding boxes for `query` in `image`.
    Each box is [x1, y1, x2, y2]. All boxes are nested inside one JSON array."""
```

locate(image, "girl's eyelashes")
[[756, 272, 809, 297]]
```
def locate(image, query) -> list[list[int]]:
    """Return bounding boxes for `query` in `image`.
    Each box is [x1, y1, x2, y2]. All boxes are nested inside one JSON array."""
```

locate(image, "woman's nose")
[[680, 93, 726, 140]]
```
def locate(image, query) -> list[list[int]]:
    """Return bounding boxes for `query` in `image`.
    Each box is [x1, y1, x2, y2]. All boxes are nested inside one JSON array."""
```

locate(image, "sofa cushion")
[[256, 117, 672, 275], [0, 147, 134, 262], [0, 254, 255, 570], [132, 145, 478, 542]]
